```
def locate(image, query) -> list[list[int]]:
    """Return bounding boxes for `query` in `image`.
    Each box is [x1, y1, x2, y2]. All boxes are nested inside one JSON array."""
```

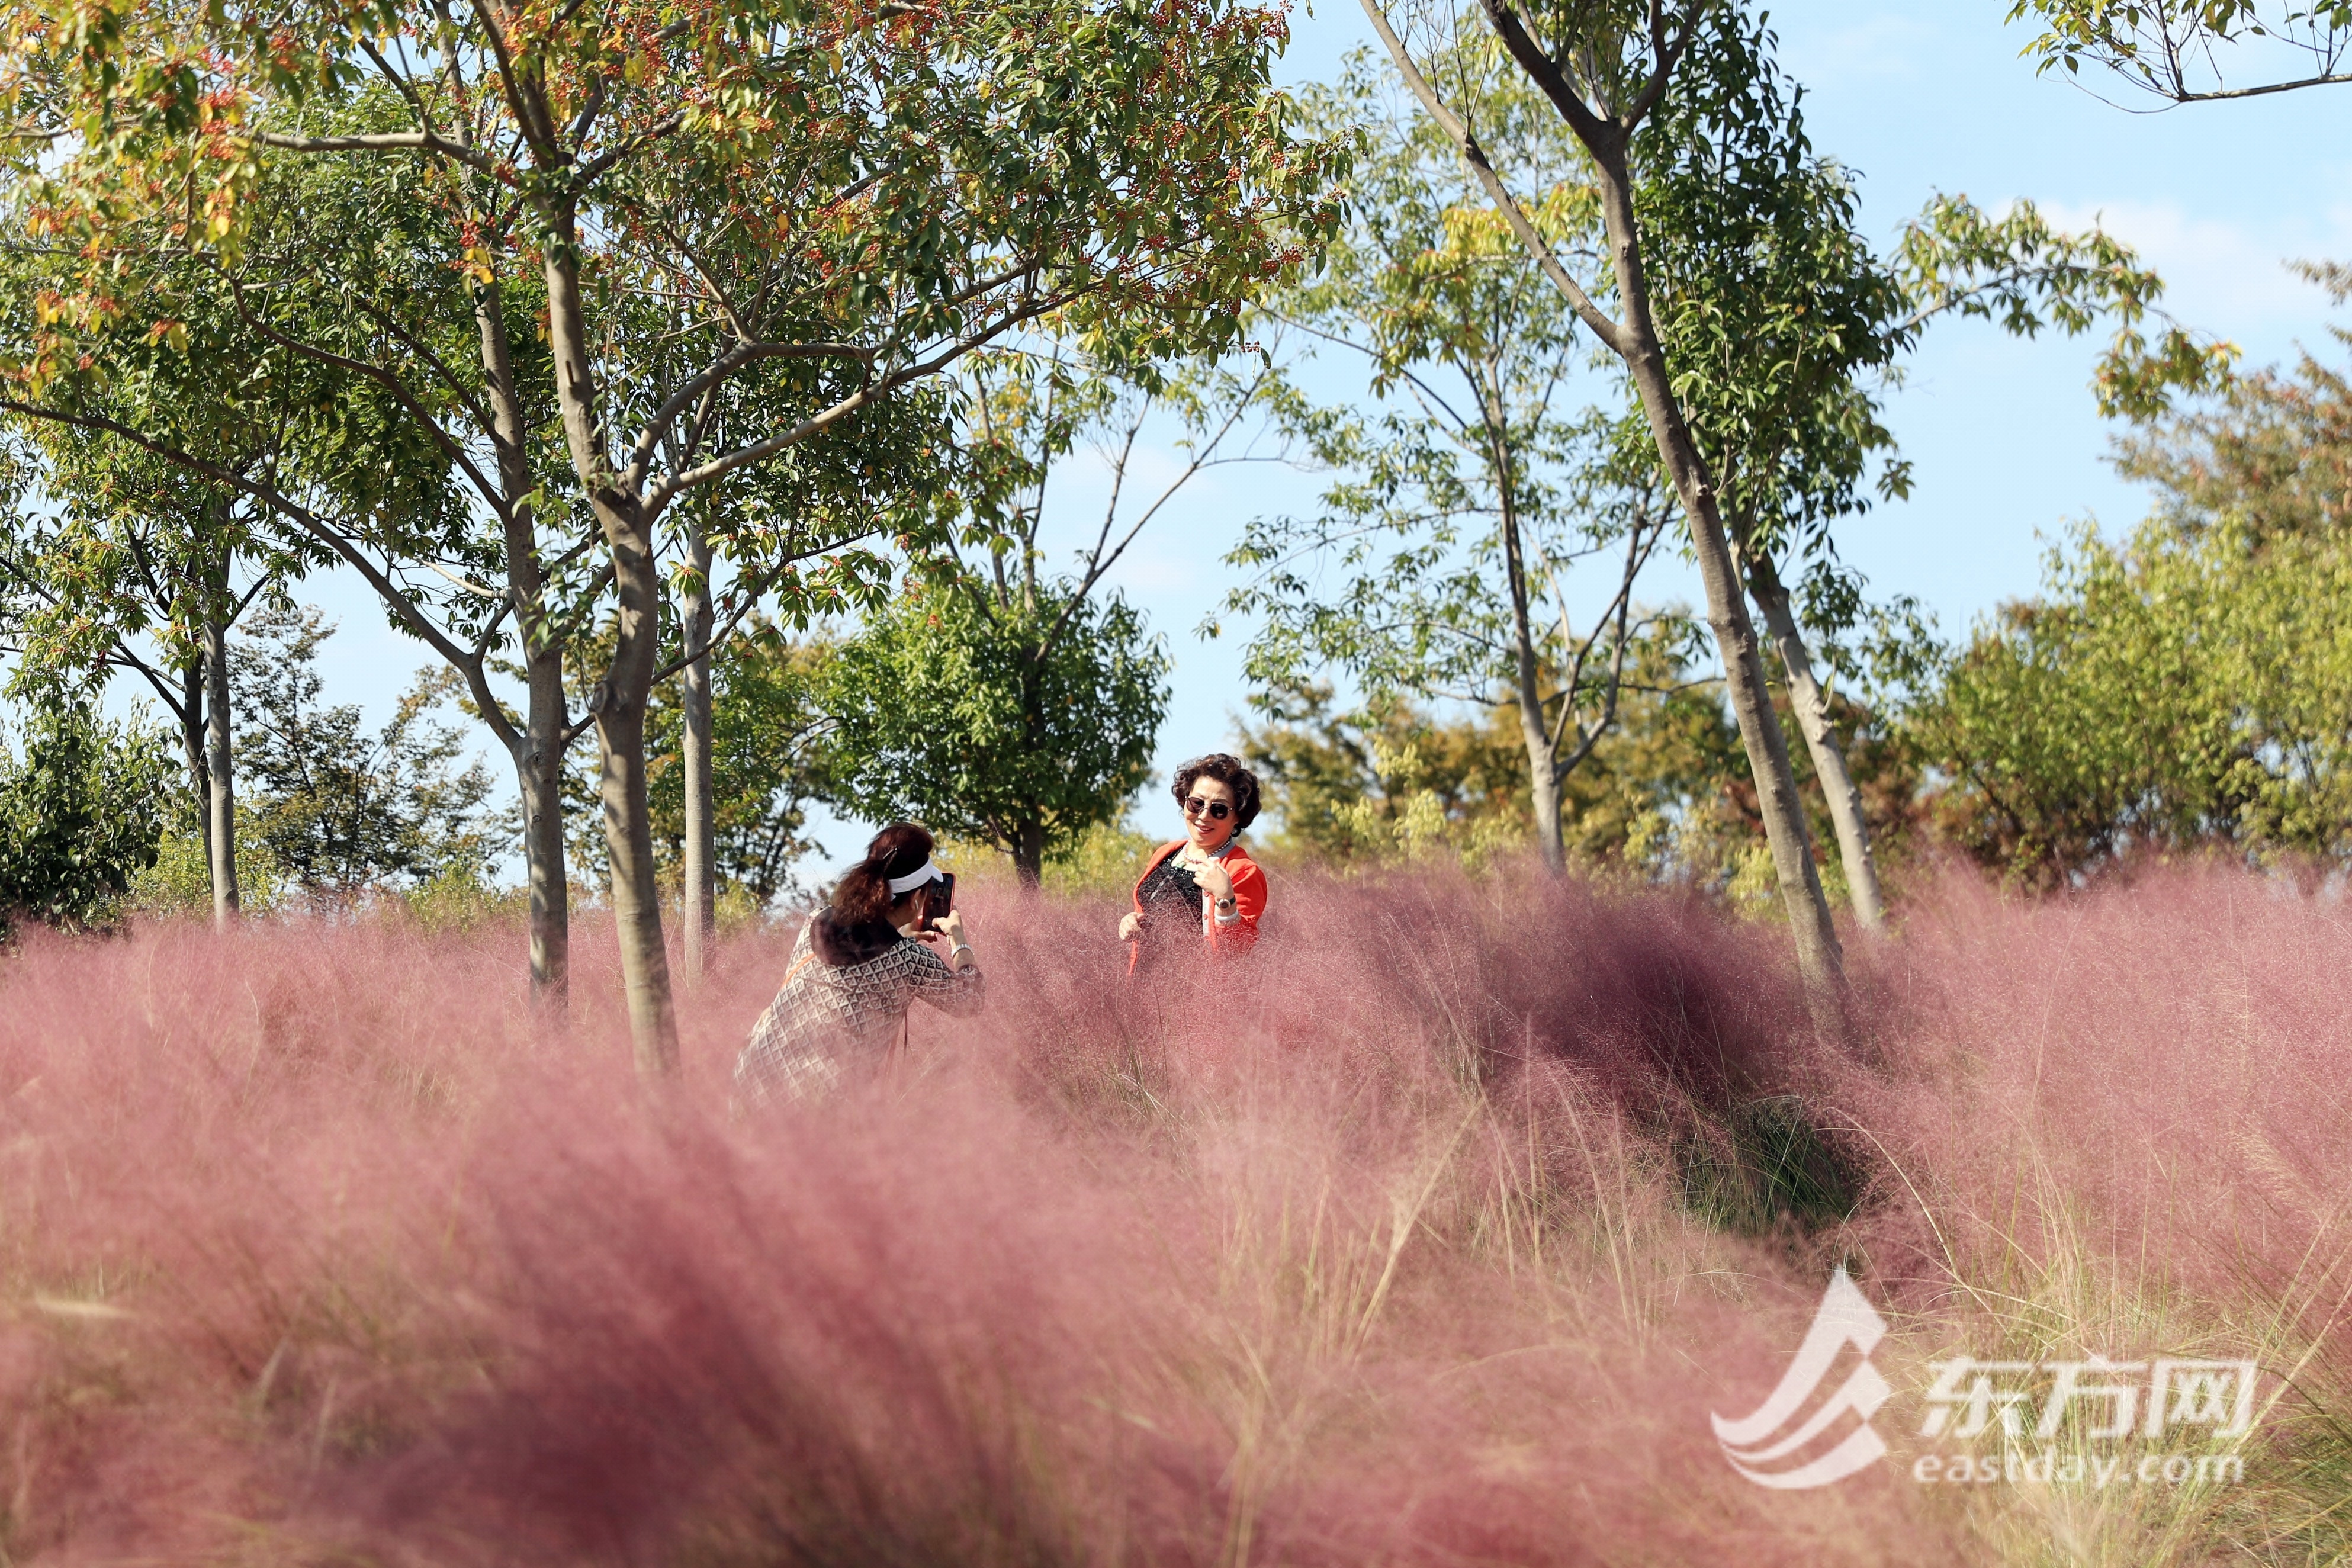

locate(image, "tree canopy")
[[4, 0, 1341, 1071]]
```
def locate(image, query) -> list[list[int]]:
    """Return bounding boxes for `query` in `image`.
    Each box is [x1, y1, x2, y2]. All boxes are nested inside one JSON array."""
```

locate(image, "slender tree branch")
[[1473, 0, 1615, 146], [622, 339, 878, 493], [252, 128, 500, 179], [1042, 366, 1277, 660], [216, 274, 511, 516], [1358, 0, 1631, 355], [573, 109, 686, 184], [566, 75, 608, 146], [356, 36, 442, 135], [1550, 508, 1653, 771], [426, 560, 503, 597], [1621, 0, 1714, 128], [335, 286, 505, 441], [464, 0, 563, 158], [650, 288, 1077, 510]]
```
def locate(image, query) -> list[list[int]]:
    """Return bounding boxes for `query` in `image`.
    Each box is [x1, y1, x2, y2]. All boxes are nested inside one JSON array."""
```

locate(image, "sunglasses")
[[1183, 796, 1232, 821]]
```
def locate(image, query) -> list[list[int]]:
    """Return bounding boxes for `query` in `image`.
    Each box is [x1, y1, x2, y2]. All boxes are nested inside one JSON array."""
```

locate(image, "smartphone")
[[926, 872, 956, 926]]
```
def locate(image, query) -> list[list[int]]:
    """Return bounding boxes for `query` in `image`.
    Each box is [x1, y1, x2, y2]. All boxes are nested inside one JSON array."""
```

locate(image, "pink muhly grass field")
[[1, 863, 2345, 1564], [1840, 867, 2352, 1361]]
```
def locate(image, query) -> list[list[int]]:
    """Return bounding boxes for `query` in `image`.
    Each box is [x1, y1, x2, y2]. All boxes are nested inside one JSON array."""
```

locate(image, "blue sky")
[[141, 1, 2352, 880]]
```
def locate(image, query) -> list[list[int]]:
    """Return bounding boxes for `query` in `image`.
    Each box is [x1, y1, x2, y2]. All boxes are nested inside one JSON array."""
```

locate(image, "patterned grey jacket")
[[734, 918, 985, 1107]]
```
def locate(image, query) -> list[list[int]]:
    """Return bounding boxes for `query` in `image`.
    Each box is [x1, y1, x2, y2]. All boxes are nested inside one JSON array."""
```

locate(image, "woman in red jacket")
[[1120, 753, 1268, 968]]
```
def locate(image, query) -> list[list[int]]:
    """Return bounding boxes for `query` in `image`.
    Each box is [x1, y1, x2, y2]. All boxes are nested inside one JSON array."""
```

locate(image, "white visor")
[[886, 859, 945, 895]]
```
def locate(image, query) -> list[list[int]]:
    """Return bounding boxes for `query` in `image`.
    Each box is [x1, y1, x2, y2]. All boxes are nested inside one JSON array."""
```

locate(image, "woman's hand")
[[1194, 857, 1234, 902], [918, 908, 975, 970], [1118, 911, 1143, 942]]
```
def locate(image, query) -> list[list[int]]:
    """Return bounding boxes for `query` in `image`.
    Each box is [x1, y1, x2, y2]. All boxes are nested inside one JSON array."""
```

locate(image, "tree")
[[1348, 6, 2236, 966], [0, 287, 328, 930], [1228, 48, 1676, 876], [11, 0, 1340, 1075], [1, 475, 293, 932], [1911, 518, 2352, 884], [1360, 5, 2234, 989], [232, 605, 497, 897], [8, 113, 687, 1007], [0, 179, 552, 957], [1355, 0, 1854, 1000], [825, 569, 1171, 883], [1730, 192, 2229, 931], [1636, 29, 2225, 934], [825, 347, 1261, 883], [0, 688, 177, 934], [2013, 0, 2352, 102], [1617, 12, 1908, 932]]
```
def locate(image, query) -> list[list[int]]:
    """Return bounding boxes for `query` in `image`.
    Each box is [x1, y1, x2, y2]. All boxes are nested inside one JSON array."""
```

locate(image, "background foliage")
[[824, 573, 1170, 875], [0, 690, 175, 933]]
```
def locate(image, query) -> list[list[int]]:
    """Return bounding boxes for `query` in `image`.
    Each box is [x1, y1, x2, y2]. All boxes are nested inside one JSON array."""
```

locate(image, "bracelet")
[[949, 943, 975, 965]]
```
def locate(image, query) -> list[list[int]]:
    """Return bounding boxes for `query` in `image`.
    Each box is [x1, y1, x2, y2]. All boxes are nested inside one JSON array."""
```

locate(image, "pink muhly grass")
[[1838, 865, 2352, 1368], [9, 859, 2340, 1563]]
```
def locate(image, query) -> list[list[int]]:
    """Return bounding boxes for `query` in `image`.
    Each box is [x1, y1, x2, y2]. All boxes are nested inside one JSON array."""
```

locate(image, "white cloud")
[[2033, 187, 2352, 345]]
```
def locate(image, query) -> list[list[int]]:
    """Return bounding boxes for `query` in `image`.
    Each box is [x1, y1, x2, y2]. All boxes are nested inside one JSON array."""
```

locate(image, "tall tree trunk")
[[199, 583, 239, 928], [542, 207, 678, 1076], [1519, 715, 1566, 872], [518, 637, 572, 1001], [680, 509, 716, 979], [1585, 143, 1845, 1001], [1501, 516, 1566, 872], [1013, 651, 1046, 888], [1744, 553, 1887, 934], [179, 656, 210, 863], [593, 624, 677, 1080], [1012, 818, 1045, 886], [456, 104, 571, 1001], [595, 681, 677, 1077], [475, 272, 571, 1001]]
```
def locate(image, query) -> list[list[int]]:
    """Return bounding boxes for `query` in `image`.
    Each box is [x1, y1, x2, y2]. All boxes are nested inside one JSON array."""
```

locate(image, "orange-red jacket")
[[1128, 840, 1267, 971]]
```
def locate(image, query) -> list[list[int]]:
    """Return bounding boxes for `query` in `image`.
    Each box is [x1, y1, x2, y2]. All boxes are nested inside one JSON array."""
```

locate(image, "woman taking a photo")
[[736, 822, 982, 1107], [1120, 753, 1268, 968]]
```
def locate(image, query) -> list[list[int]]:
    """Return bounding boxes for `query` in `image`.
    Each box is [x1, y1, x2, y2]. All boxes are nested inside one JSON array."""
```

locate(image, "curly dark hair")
[[1171, 753, 1261, 833]]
